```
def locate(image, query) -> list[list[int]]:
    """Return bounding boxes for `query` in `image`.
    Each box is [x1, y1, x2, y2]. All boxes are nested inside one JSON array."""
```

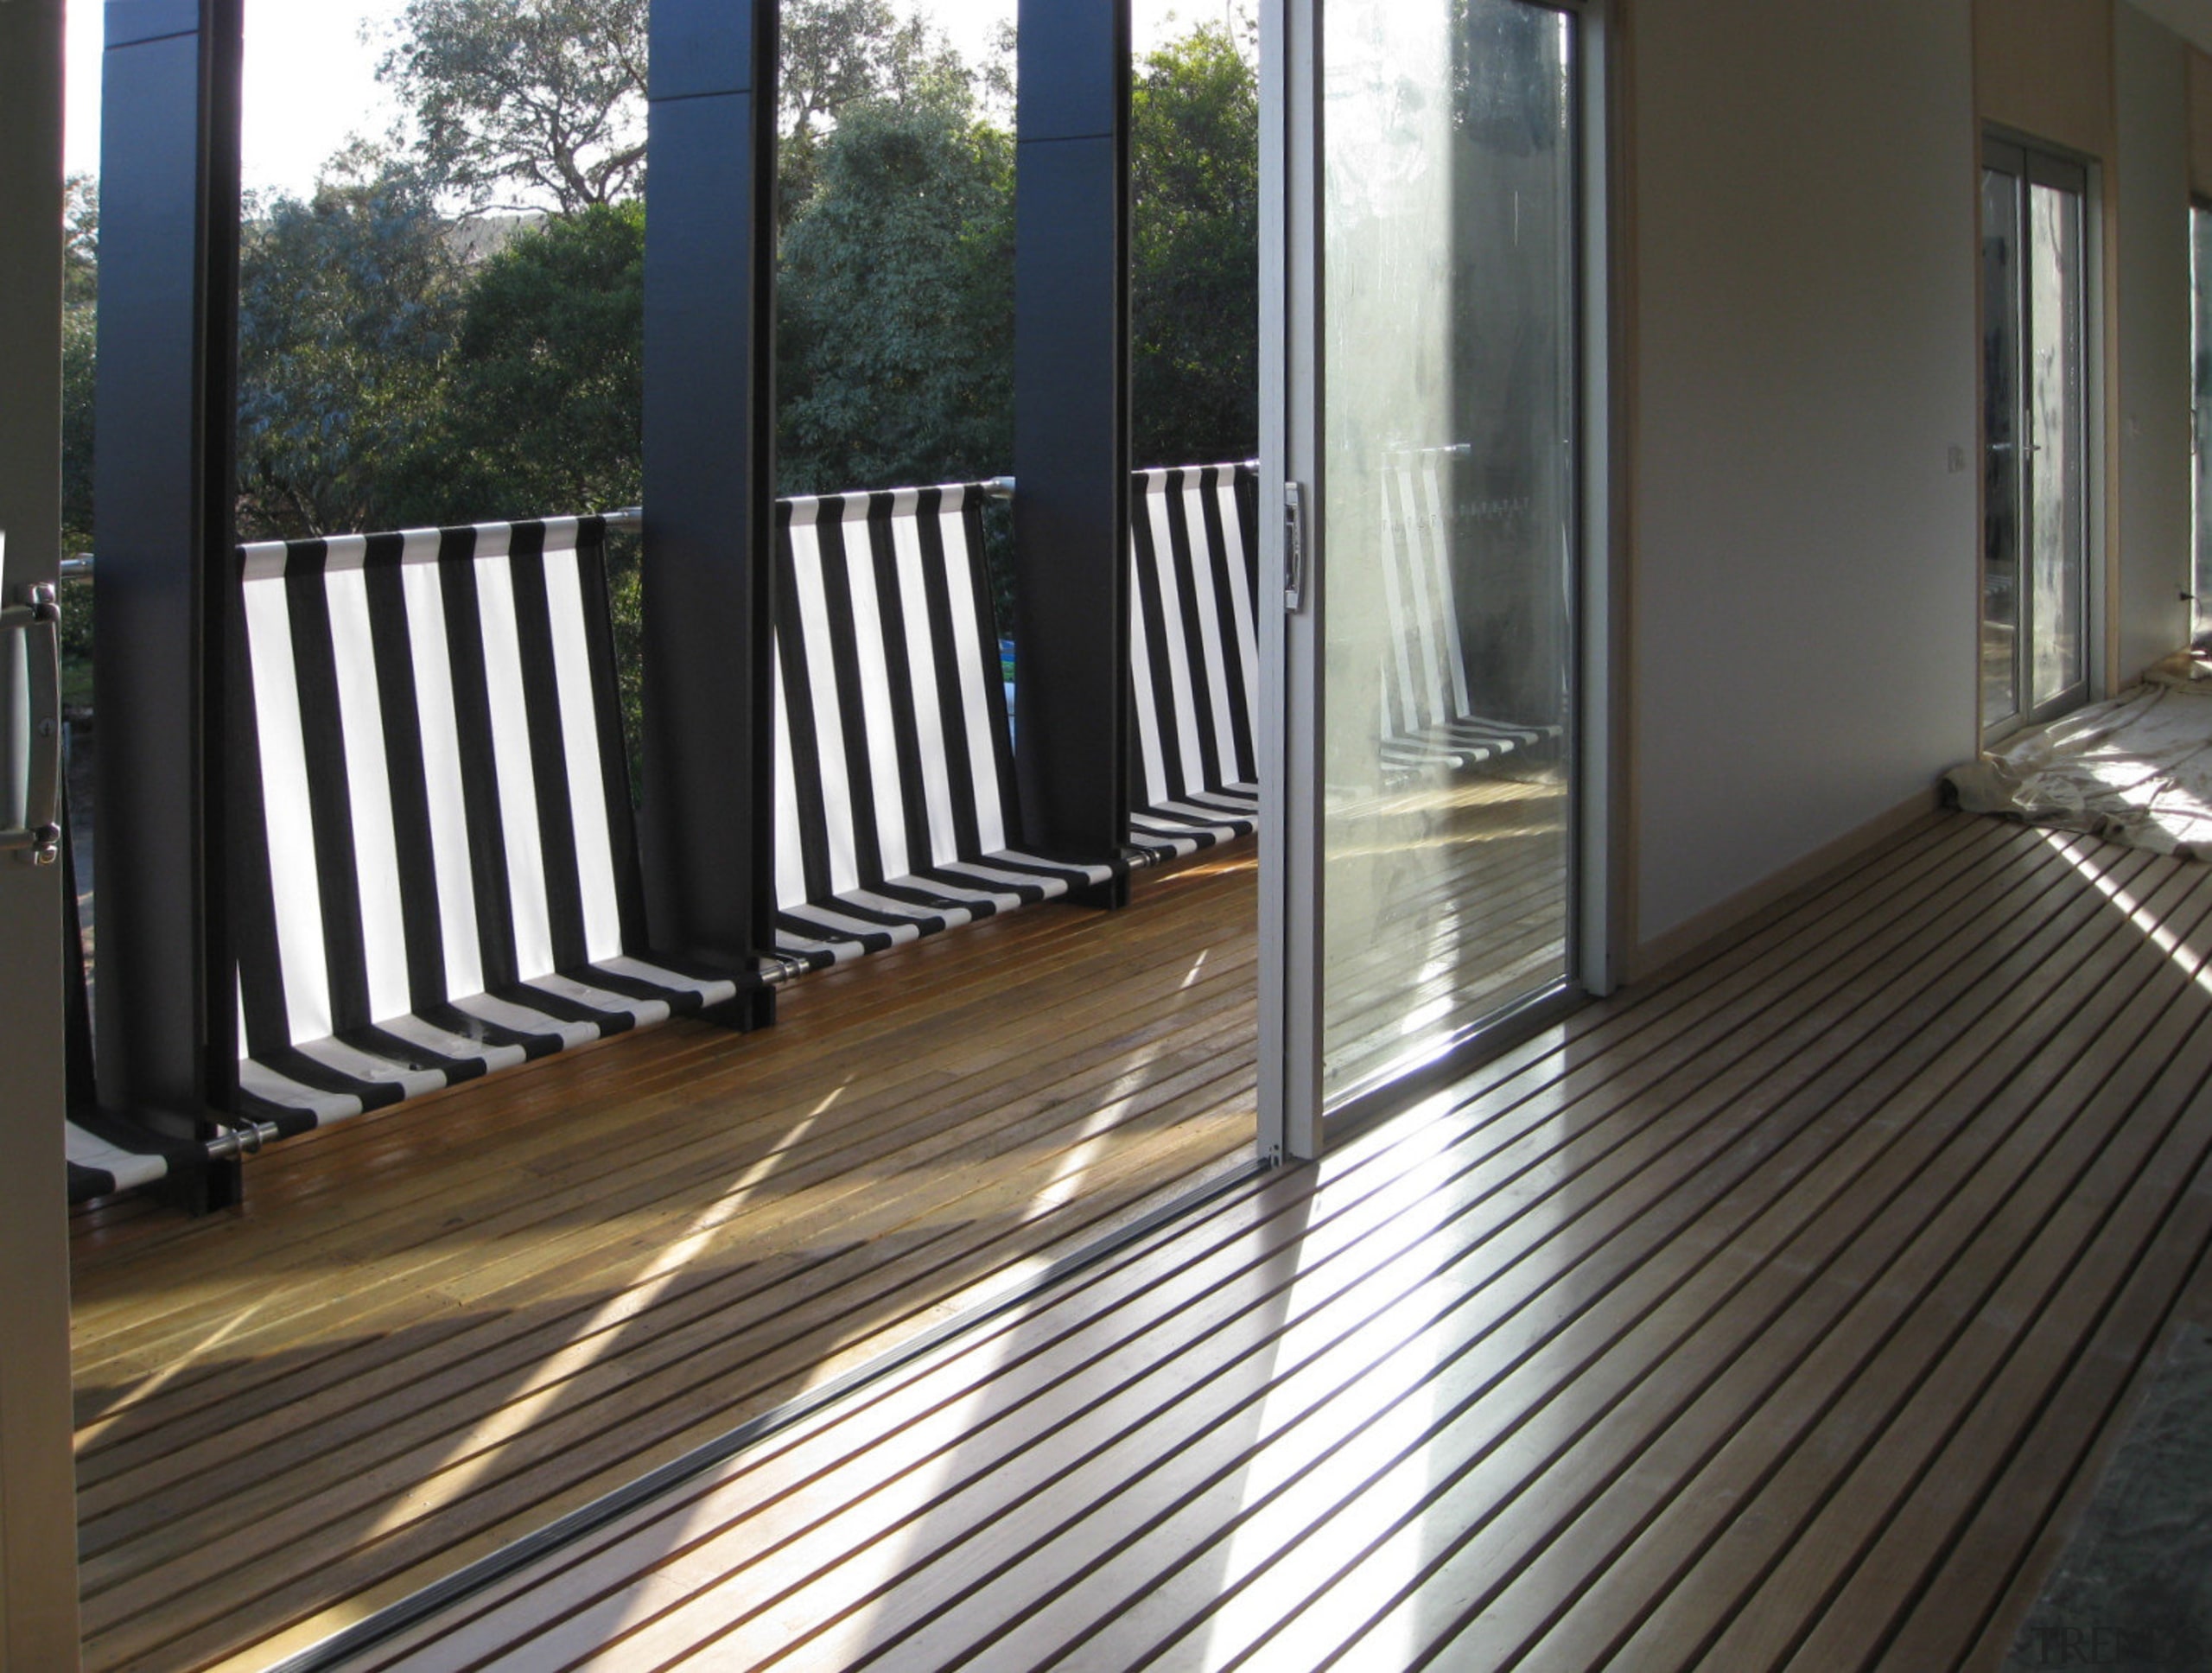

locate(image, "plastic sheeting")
[[1948, 655, 2212, 857]]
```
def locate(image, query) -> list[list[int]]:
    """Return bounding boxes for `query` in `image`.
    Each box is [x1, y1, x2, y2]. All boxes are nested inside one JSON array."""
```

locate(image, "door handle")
[[1283, 481, 1308, 612], [0, 583, 63, 867]]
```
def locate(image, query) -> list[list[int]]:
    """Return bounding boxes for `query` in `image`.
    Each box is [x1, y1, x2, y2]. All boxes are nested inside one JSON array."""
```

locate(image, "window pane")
[[1981, 167, 2022, 730], [2028, 180, 2087, 709], [1319, 0, 1576, 1105], [2193, 204, 2212, 645]]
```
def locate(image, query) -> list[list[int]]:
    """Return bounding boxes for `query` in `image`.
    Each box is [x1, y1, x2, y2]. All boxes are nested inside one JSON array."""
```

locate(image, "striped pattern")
[[232, 518, 741, 1138], [66, 1113, 187, 1205], [302, 814, 2212, 1673], [1379, 452, 1559, 772], [61, 767, 194, 1204], [1128, 464, 1262, 866], [772, 487, 1116, 970], [67, 848, 1259, 1673]]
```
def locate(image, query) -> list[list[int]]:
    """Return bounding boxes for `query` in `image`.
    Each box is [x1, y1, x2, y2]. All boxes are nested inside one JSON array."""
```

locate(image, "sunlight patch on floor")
[[1194, 1233, 1465, 1669], [77, 1300, 271, 1446], [2044, 829, 2212, 993], [358, 1091, 843, 1542]]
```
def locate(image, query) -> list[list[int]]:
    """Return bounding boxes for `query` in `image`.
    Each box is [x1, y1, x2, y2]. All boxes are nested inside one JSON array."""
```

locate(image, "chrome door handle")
[[1283, 481, 1307, 612], [0, 583, 62, 867]]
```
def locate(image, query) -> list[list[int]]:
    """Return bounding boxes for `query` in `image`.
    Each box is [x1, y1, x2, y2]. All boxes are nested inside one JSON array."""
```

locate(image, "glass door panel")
[[2027, 180, 2087, 709], [1981, 141, 2089, 738], [2191, 202, 2212, 644], [1315, 0, 1578, 1109], [1980, 165, 2022, 731]]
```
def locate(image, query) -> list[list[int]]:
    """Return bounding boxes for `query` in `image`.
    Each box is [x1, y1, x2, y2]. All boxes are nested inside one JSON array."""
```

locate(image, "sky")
[[61, 0, 1231, 197]]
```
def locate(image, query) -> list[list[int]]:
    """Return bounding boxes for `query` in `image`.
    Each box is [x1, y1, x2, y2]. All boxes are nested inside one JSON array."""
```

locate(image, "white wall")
[[1630, 0, 1983, 948], [2115, 3, 2196, 683], [2129, 0, 2212, 56]]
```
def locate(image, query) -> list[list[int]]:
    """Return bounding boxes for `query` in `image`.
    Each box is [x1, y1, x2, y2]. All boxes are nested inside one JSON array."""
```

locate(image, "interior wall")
[[0, 0, 83, 1664], [2193, 48, 2212, 194], [1975, 0, 2117, 157], [2117, 4, 2196, 681], [1628, 0, 1981, 951]]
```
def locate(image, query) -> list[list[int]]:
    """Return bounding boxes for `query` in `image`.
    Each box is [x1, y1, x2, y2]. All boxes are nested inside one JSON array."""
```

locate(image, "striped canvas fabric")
[[67, 782, 194, 1201], [1128, 464, 1262, 866], [55, 708, 198, 1203], [1378, 454, 1560, 773], [772, 487, 1116, 970], [67, 1113, 190, 1204], [232, 518, 741, 1138]]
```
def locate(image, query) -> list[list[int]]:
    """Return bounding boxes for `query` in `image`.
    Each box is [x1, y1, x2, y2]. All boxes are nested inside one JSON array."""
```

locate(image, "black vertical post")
[[93, 0, 242, 1201], [1014, 0, 1132, 895], [642, 0, 779, 1024]]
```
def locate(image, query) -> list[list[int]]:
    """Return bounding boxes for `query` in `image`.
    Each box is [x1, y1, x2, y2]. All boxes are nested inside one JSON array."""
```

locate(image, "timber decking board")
[[69, 847, 1268, 1673], [333, 814, 2212, 1673]]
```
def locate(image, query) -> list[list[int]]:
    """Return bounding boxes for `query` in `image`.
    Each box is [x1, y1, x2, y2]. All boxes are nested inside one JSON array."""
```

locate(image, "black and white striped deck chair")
[[1127, 464, 1262, 866], [771, 487, 1116, 971], [232, 518, 743, 1138], [62, 768, 201, 1205], [1378, 450, 1559, 773]]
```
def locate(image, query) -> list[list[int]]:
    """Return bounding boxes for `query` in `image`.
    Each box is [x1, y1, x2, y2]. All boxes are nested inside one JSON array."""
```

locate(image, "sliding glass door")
[[2193, 200, 2212, 645], [1981, 140, 2091, 735], [1262, 0, 1595, 1155]]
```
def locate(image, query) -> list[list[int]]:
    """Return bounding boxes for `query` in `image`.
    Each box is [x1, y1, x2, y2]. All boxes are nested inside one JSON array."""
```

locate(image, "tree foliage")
[[1130, 22, 1259, 470], [435, 201, 649, 519], [777, 84, 1015, 497], [378, 0, 651, 214], [374, 0, 947, 220], [60, 176, 99, 557], [60, 176, 99, 694], [778, 0, 963, 221], [233, 153, 466, 538]]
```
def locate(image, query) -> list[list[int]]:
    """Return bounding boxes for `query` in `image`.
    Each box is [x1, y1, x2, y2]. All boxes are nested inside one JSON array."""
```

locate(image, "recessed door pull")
[[0, 582, 63, 867]]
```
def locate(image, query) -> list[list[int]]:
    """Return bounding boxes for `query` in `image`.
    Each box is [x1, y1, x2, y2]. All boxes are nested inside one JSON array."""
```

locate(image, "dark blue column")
[[641, 0, 779, 1019], [93, 0, 242, 1176], [1014, 0, 1131, 882]]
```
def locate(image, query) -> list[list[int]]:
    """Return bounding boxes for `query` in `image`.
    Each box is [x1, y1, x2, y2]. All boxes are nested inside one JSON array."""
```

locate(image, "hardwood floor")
[[68, 849, 1262, 1673], [332, 812, 2212, 1671]]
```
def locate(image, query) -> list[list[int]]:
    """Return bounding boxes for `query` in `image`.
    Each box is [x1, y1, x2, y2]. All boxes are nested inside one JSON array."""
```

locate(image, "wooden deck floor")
[[68, 849, 1262, 1673], [336, 811, 2212, 1671]]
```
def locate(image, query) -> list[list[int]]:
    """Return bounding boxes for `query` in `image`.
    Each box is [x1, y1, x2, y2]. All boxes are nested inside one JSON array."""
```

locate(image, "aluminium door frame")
[[0, 0, 84, 1662], [2193, 197, 2212, 648], [1258, 0, 1614, 1167]]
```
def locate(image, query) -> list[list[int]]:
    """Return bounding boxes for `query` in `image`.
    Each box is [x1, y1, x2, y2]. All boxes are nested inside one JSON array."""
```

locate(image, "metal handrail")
[[66, 507, 646, 576], [62, 467, 1277, 572]]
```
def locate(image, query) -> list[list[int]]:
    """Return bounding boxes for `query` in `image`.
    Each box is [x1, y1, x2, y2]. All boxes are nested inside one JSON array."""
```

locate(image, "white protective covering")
[[1949, 655, 2212, 856]]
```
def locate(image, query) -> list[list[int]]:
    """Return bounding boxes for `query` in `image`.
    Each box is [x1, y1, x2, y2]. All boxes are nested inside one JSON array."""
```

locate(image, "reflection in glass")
[[1981, 168, 2022, 731], [1319, 0, 1576, 1106], [2028, 182, 2086, 709]]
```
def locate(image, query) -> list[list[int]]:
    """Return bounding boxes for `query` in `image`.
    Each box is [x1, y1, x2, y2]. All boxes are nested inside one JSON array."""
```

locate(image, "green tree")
[[376, 0, 945, 219], [233, 153, 466, 538], [60, 175, 98, 556], [776, 85, 1015, 499], [378, 0, 652, 214], [432, 200, 649, 519], [60, 176, 99, 704], [1129, 22, 1259, 470], [778, 1, 963, 223]]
